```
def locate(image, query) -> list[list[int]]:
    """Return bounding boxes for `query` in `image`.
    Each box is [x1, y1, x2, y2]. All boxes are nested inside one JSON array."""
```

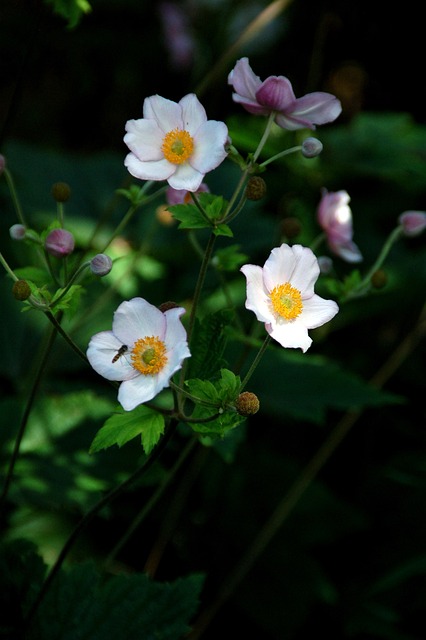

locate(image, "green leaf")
[[186, 309, 232, 379], [90, 404, 165, 455], [43, 0, 92, 28], [213, 244, 248, 271], [186, 369, 245, 437], [168, 202, 211, 230], [49, 284, 82, 314], [212, 223, 233, 237], [13, 267, 49, 287], [28, 558, 204, 640], [250, 349, 402, 423]]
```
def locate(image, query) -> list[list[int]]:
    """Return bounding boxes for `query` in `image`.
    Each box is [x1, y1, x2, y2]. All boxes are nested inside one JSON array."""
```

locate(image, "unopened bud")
[[51, 182, 71, 202], [398, 211, 426, 237], [0, 154, 6, 175], [246, 176, 266, 201], [156, 205, 175, 226], [12, 279, 31, 301], [9, 224, 26, 240], [371, 269, 387, 289], [45, 228, 75, 257], [281, 217, 302, 239], [317, 255, 333, 274], [158, 300, 179, 313], [90, 253, 113, 276], [235, 391, 260, 417], [301, 137, 323, 158]]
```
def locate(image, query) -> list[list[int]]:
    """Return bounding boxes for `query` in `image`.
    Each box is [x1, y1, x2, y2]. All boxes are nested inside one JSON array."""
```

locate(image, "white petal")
[[124, 119, 164, 161], [179, 94, 207, 135], [263, 244, 296, 289], [118, 374, 162, 410], [191, 121, 228, 173], [266, 319, 312, 353], [124, 153, 175, 182], [167, 162, 204, 191], [301, 295, 339, 329], [163, 307, 188, 349], [143, 95, 183, 133], [288, 245, 320, 296], [113, 298, 166, 345], [87, 331, 136, 381], [240, 264, 274, 323]]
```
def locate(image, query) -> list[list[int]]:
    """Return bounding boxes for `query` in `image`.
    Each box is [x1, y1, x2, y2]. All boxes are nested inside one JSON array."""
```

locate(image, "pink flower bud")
[[0, 154, 6, 175], [90, 253, 113, 276], [302, 137, 323, 158], [45, 228, 75, 257], [9, 224, 26, 240], [166, 182, 210, 205], [398, 211, 426, 237]]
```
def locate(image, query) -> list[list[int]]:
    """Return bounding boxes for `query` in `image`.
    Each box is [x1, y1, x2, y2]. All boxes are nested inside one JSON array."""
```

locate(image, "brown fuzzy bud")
[[371, 269, 388, 289], [158, 300, 179, 313], [12, 279, 31, 301], [281, 217, 302, 239], [235, 391, 260, 417], [246, 176, 267, 201], [51, 182, 71, 202]]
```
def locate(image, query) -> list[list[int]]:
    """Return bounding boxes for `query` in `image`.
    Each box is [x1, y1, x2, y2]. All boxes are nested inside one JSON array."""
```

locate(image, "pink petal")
[[228, 57, 262, 102], [288, 92, 342, 126], [255, 76, 295, 110]]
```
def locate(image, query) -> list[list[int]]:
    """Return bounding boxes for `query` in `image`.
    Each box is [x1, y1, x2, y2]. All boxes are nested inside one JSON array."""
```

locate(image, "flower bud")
[[246, 176, 267, 201], [90, 253, 113, 276], [158, 300, 179, 313], [235, 391, 260, 417], [45, 228, 75, 257], [398, 211, 426, 237], [317, 255, 333, 275], [9, 224, 26, 240], [12, 279, 31, 301], [156, 204, 175, 226], [51, 182, 71, 202], [0, 154, 6, 175], [281, 216, 302, 239], [370, 269, 387, 289], [301, 137, 323, 158]]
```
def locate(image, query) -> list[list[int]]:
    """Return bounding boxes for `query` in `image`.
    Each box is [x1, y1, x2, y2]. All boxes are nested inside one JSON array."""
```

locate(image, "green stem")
[[0, 320, 58, 509], [24, 420, 179, 630], [345, 226, 403, 300], [4, 168, 26, 226], [252, 111, 276, 163], [104, 436, 198, 569], [48, 261, 91, 309], [258, 144, 302, 169], [43, 310, 89, 365], [240, 334, 271, 391]]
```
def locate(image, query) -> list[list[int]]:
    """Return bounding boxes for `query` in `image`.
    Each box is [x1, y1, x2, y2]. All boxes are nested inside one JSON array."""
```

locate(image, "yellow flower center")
[[162, 128, 194, 164], [130, 336, 168, 375], [269, 282, 303, 320]]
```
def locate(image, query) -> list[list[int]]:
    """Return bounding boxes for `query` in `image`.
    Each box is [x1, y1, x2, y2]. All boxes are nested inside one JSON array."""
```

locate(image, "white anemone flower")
[[87, 298, 191, 411], [240, 244, 339, 353], [124, 93, 228, 192]]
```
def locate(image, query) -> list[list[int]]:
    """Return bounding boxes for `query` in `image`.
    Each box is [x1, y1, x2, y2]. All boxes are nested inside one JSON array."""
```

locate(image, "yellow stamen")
[[162, 128, 194, 164], [131, 336, 167, 375], [269, 282, 303, 320]]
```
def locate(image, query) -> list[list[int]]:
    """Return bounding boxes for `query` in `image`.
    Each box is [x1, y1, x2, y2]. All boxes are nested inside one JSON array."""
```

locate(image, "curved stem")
[[24, 420, 179, 630], [239, 334, 271, 391], [0, 321, 58, 509], [188, 302, 426, 640]]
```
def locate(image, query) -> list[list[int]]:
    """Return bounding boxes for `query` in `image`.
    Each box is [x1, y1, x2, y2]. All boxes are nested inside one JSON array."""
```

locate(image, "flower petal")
[[266, 319, 312, 353], [301, 294, 339, 329], [191, 120, 228, 173], [255, 76, 295, 111], [124, 119, 164, 161], [113, 298, 166, 345], [276, 92, 342, 130], [179, 93, 207, 135], [240, 264, 274, 323], [124, 153, 175, 182], [228, 57, 262, 102], [118, 374, 161, 410], [263, 244, 319, 296], [163, 307, 188, 350], [87, 331, 136, 381], [167, 162, 203, 191], [143, 94, 183, 132]]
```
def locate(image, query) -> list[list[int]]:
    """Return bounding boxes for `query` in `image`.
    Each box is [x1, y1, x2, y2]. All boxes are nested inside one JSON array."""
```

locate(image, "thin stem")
[[104, 436, 198, 569], [239, 334, 271, 391], [4, 168, 26, 226], [258, 144, 302, 168], [24, 420, 179, 630], [345, 226, 403, 300], [252, 111, 276, 163], [0, 320, 58, 508], [187, 302, 426, 640], [187, 232, 217, 344], [48, 261, 91, 309], [43, 310, 89, 365]]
